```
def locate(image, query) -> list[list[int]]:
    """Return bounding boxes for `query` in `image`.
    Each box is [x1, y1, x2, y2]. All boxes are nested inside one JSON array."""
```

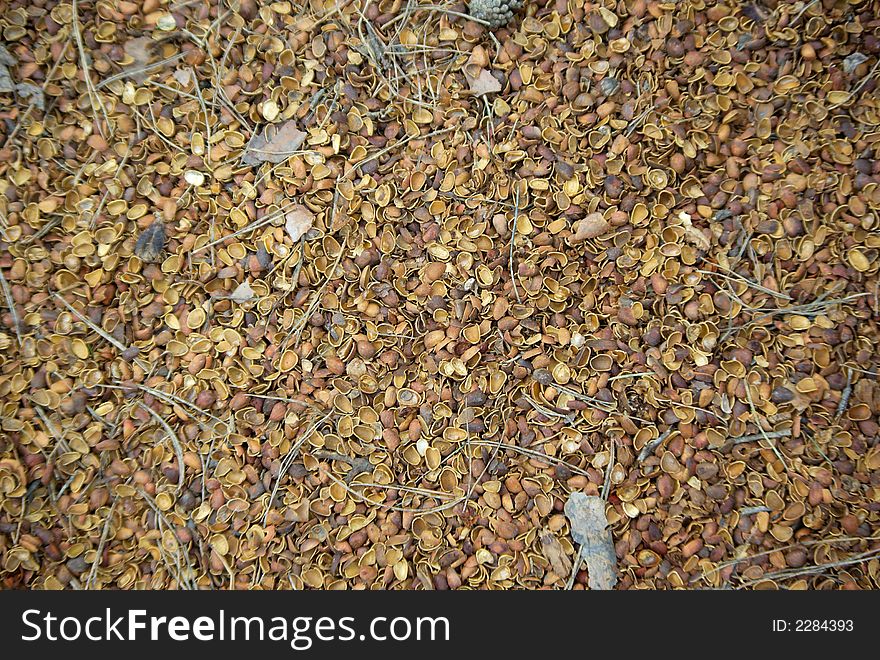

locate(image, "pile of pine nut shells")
[[1, 0, 880, 591]]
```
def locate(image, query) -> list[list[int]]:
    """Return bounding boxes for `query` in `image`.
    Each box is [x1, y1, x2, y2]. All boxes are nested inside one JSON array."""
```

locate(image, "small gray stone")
[[599, 77, 620, 96]]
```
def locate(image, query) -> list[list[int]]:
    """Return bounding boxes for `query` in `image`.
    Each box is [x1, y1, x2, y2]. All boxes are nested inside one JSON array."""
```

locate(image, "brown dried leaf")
[[570, 212, 610, 242], [564, 492, 618, 590], [241, 120, 307, 165], [540, 533, 572, 578], [467, 68, 502, 96], [134, 220, 166, 263], [285, 206, 314, 242]]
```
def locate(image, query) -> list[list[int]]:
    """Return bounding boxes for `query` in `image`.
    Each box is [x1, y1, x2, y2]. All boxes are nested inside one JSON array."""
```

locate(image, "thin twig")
[[834, 368, 852, 423], [51, 292, 141, 358], [468, 440, 591, 476], [261, 412, 332, 524], [86, 498, 118, 589], [191, 201, 298, 254], [343, 126, 455, 179], [744, 377, 788, 468], [135, 401, 185, 493], [4, 39, 72, 146], [0, 268, 22, 346], [509, 184, 522, 303], [71, 0, 110, 135], [697, 268, 791, 301], [565, 545, 585, 590], [696, 534, 877, 582], [601, 437, 615, 501], [95, 53, 188, 90], [736, 548, 880, 589], [637, 428, 674, 463], [726, 428, 792, 445]]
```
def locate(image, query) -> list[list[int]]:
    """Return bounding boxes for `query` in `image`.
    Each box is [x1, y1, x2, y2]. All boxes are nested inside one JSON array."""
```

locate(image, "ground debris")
[[241, 120, 307, 165], [564, 493, 618, 591], [1, 0, 878, 593]]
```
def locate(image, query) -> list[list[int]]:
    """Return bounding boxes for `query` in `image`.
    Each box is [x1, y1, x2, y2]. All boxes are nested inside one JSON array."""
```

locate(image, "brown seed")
[[681, 538, 703, 558], [840, 514, 859, 535], [424, 262, 446, 282], [269, 402, 286, 422], [657, 474, 674, 498], [356, 339, 377, 358]]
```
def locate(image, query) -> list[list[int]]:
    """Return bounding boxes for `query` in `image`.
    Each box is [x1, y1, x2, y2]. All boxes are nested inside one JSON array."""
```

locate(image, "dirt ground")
[[1, 0, 879, 590]]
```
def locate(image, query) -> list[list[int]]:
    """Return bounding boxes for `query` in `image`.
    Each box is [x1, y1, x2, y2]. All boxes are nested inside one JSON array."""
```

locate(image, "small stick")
[[509, 184, 522, 303], [637, 428, 674, 463], [342, 126, 454, 179], [565, 545, 584, 590], [95, 53, 187, 90], [71, 0, 110, 135], [727, 429, 792, 445], [86, 498, 118, 589], [261, 412, 332, 524], [0, 268, 22, 345], [191, 201, 298, 254], [89, 126, 146, 228], [696, 268, 791, 301], [135, 401, 185, 493], [52, 293, 128, 353], [739, 506, 771, 516], [190, 67, 212, 163], [468, 440, 591, 477], [4, 39, 72, 146], [744, 379, 788, 468], [601, 437, 615, 501], [834, 368, 852, 423], [789, 0, 820, 26]]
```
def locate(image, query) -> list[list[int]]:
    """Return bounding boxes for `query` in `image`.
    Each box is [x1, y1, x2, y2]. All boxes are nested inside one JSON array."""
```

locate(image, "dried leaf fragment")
[[0, 44, 15, 93], [15, 82, 43, 111], [173, 68, 192, 86], [564, 492, 618, 590], [123, 37, 154, 84], [843, 52, 869, 74], [0, 70, 12, 94], [678, 211, 711, 251], [285, 206, 315, 242], [0, 45, 15, 67], [570, 212, 609, 242], [134, 219, 166, 263], [467, 68, 502, 96], [241, 120, 307, 165], [540, 533, 573, 578], [230, 281, 255, 303]]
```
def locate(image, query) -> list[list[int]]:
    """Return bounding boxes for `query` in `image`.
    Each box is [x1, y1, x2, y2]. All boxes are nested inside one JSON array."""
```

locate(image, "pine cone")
[[468, 0, 523, 29]]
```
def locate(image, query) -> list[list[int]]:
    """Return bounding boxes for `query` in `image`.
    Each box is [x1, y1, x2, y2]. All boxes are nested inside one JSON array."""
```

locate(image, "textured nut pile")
[[468, 0, 524, 29]]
